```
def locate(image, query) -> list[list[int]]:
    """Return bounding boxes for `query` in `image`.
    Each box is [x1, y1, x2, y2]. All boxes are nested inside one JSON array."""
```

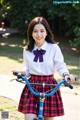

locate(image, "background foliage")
[[0, 0, 80, 48]]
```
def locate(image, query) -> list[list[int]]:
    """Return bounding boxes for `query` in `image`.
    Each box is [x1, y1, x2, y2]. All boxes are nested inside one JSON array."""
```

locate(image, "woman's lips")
[[36, 37, 43, 40]]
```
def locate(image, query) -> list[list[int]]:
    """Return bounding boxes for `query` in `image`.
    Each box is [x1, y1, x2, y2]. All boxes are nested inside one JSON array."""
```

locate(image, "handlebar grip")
[[64, 81, 73, 89], [13, 72, 18, 76], [13, 72, 23, 79]]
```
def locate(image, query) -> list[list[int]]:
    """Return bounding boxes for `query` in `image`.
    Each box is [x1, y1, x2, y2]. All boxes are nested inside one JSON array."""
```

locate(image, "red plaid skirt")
[[18, 74, 64, 117]]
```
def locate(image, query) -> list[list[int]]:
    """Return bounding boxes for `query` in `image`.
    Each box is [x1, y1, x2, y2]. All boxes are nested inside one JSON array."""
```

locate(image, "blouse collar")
[[33, 41, 48, 51]]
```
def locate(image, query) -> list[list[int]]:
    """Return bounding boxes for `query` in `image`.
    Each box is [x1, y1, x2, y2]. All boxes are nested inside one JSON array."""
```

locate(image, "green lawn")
[[0, 36, 80, 80], [0, 36, 26, 76], [0, 96, 24, 120]]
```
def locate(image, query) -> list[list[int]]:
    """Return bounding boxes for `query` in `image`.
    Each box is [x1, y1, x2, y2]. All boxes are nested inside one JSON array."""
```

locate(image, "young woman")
[[13, 17, 72, 120]]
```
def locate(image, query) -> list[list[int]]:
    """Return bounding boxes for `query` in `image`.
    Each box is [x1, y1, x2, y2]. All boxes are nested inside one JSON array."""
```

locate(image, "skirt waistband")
[[30, 74, 54, 81]]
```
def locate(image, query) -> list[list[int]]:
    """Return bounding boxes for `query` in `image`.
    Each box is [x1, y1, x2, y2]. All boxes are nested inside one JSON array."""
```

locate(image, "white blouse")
[[23, 41, 69, 77]]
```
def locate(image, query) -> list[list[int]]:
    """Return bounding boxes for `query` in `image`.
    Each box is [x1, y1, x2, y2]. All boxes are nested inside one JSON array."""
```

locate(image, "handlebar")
[[12, 72, 73, 97]]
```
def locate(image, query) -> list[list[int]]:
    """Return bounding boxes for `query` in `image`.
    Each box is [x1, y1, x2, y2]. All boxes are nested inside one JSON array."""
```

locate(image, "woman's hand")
[[64, 74, 77, 83], [11, 70, 26, 76], [64, 75, 71, 82]]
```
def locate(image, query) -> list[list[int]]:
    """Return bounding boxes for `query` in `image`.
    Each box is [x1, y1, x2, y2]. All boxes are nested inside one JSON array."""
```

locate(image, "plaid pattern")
[[18, 74, 64, 117]]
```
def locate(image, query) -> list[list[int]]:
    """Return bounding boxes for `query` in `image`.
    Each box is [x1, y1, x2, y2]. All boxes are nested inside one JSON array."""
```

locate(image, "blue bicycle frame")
[[13, 72, 73, 120]]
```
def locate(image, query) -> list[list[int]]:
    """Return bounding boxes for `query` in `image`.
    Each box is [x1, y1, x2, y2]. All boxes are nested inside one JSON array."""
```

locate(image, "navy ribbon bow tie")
[[33, 49, 46, 62]]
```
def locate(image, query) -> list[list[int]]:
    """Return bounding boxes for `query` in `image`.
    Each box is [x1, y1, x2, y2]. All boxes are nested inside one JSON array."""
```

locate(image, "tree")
[[2, 0, 80, 48]]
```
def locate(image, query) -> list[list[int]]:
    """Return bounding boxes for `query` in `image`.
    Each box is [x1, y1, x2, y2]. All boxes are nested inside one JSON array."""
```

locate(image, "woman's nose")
[[37, 32, 41, 36]]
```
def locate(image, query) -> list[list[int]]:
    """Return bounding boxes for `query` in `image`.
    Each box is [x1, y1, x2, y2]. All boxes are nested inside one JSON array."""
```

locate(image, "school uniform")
[[18, 41, 69, 117]]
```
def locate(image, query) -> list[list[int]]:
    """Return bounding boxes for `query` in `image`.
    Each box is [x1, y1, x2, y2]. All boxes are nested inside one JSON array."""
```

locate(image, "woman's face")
[[32, 23, 47, 47]]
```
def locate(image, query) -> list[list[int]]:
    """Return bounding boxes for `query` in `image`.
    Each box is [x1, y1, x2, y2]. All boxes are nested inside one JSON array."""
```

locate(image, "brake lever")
[[10, 78, 17, 82], [64, 80, 73, 89], [10, 78, 25, 84]]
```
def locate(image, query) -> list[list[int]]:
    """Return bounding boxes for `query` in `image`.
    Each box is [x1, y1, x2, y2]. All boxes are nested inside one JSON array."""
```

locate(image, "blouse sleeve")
[[22, 48, 30, 77], [54, 44, 69, 76]]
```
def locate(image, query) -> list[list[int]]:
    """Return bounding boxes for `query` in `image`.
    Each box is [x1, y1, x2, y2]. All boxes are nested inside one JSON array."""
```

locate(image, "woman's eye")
[[41, 30, 44, 32], [33, 30, 37, 33], [33, 30, 45, 33]]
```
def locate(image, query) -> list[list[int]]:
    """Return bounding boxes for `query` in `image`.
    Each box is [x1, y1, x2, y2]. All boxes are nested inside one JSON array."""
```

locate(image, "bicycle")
[[11, 72, 73, 120]]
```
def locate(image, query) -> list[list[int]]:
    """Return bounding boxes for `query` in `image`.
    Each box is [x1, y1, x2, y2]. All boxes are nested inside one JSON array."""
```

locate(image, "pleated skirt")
[[18, 74, 64, 117]]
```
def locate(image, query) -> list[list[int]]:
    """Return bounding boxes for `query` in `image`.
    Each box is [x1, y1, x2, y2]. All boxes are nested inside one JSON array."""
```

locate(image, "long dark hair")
[[26, 17, 55, 51]]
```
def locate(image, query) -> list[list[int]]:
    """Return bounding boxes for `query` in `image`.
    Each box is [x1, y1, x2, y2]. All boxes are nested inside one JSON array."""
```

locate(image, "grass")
[[56, 37, 80, 77], [0, 96, 24, 120], [0, 36, 27, 76]]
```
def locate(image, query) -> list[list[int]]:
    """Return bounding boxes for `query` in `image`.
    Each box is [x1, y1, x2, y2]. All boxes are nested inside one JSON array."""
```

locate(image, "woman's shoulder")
[[48, 42, 60, 49], [23, 46, 30, 53]]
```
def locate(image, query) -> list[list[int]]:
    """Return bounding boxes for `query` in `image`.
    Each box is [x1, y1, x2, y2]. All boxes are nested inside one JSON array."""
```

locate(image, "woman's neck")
[[35, 41, 45, 47]]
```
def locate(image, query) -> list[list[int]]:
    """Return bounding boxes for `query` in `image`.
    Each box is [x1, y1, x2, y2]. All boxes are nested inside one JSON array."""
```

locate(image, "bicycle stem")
[[38, 96, 45, 120]]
